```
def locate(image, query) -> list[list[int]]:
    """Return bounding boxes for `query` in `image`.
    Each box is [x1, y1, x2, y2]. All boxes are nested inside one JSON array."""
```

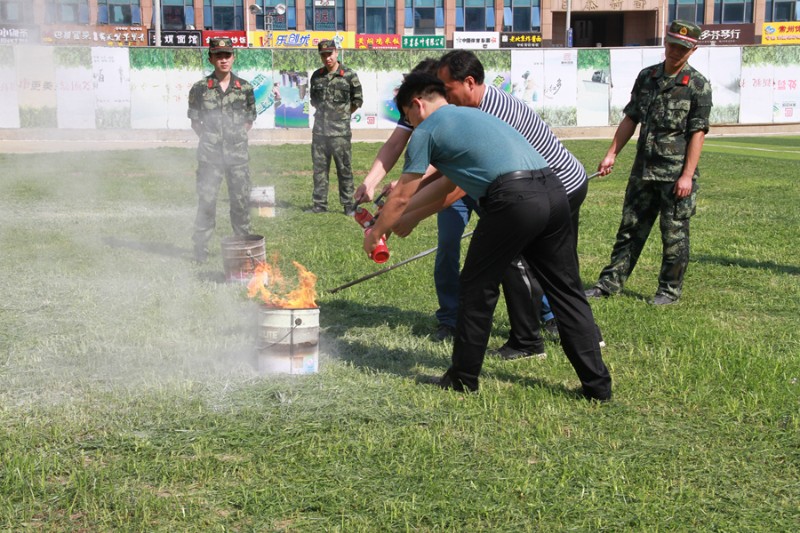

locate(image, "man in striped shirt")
[[435, 51, 589, 243], [355, 59, 555, 358], [430, 50, 596, 353]]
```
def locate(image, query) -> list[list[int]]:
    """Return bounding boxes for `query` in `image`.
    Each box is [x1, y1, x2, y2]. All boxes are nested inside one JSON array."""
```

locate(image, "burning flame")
[[247, 254, 318, 309]]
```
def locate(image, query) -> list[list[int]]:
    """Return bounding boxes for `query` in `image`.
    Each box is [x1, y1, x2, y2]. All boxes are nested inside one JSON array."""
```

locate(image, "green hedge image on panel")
[[54, 47, 91, 68], [96, 108, 132, 129], [235, 48, 273, 71], [20, 107, 57, 128], [273, 49, 320, 72], [0, 45, 13, 67]]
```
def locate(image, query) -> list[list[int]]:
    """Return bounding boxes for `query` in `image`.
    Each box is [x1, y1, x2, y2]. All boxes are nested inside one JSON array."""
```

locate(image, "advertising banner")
[[274, 69, 310, 129], [92, 47, 131, 128], [202, 31, 248, 48], [739, 47, 775, 123], [762, 22, 800, 45], [253, 31, 355, 49], [148, 30, 202, 47], [576, 48, 611, 127], [54, 48, 95, 129], [706, 46, 742, 124], [43, 25, 147, 47], [129, 48, 201, 129], [772, 63, 800, 122], [0, 47, 20, 127], [500, 32, 543, 49], [355, 34, 402, 49], [0, 26, 38, 45], [15, 46, 57, 128], [402, 36, 445, 49], [350, 70, 378, 129], [453, 32, 500, 49], [541, 49, 577, 126], [235, 48, 277, 129], [698, 23, 755, 46], [510, 50, 545, 112], [608, 48, 642, 123], [45, 26, 139, 46]]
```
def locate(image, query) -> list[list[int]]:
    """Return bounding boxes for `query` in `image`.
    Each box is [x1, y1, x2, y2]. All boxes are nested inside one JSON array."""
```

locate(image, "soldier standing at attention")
[[585, 20, 712, 306], [187, 37, 256, 263], [308, 39, 363, 215]]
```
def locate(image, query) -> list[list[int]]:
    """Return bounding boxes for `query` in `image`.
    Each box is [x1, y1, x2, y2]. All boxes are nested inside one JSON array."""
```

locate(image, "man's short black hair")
[[395, 73, 446, 111], [410, 58, 440, 76], [438, 50, 485, 85]]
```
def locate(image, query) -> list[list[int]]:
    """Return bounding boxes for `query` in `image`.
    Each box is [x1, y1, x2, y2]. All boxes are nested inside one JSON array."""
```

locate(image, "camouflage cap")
[[209, 37, 234, 54], [318, 39, 337, 53], [666, 20, 701, 49]]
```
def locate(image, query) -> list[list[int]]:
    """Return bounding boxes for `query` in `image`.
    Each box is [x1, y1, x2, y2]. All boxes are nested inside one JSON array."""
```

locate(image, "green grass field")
[[1, 136, 799, 531]]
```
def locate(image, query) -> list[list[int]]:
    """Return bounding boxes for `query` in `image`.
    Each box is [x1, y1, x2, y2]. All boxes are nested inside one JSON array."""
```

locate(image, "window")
[[669, 0, 705, 23], [255, 1, 296, 31], [713, 0, 753, 23], [502, 0, 540, 32], [306, 0, 344, 31], [45, 0, 90, 24], [404, 0, 444, 35], [98, 0, 142, 25], [152, 0, 194, 30], [0, 0, 33, 23], [765, 0, 800, 21], [456, 0, 495, 31], [357, 0, 397, 34], [203, 0, 243, 30]]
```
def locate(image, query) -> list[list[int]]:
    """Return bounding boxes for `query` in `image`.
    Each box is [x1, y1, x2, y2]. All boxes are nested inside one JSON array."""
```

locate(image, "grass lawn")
[[1, 136, 798, 531]]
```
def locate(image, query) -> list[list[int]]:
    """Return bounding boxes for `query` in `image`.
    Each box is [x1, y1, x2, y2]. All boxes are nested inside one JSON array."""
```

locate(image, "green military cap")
[[209, 37, 234, 54], [318, 39, 337, 53], [666, 20, 701, 49]]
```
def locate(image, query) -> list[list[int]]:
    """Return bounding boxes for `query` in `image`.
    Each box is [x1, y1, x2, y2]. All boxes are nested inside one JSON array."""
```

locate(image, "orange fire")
[[246, 254, 318, 309]]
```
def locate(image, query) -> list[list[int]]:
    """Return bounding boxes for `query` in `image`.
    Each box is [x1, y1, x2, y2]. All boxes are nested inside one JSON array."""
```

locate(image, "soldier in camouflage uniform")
[[187, 37, 257, 263], [585, 20, 713, 305], [308, 39, 363, 215]]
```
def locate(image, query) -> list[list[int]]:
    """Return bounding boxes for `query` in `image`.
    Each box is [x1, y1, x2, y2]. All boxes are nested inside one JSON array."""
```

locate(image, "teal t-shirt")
[[402, 105, 548, 200]]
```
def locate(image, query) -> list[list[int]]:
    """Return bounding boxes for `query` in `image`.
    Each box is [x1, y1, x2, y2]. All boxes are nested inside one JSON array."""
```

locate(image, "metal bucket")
[[256, 307, 319, 375], [220, 234, 266, 283], [250, 186, 276, 218]]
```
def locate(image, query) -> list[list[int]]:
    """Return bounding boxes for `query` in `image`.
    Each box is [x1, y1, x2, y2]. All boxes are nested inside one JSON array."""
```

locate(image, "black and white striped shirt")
[[480, 84, 587, 196]]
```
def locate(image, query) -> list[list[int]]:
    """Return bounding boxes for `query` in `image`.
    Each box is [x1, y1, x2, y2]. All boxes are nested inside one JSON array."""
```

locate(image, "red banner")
[[355, 34, 402, 49], [202, 30, 248, 48]]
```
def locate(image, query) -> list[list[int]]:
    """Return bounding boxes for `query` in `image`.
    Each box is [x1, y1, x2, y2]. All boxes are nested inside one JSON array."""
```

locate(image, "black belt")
[[480, 168, 551, 208], [495, 169, 549, 184]]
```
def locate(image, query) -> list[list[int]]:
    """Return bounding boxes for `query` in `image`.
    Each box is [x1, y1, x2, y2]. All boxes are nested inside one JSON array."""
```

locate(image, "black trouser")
[[500, 179, 588, 351], [449, 170, 611, 399]]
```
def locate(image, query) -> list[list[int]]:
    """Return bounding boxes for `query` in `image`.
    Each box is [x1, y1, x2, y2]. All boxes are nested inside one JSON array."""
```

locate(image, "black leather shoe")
[[489, 344, 546, 361], [305, 205, 327, 214], [434, 324, 456, 342], [542, 318, 559, 339], [652, 293, 678, 306], [585, 287, 609, 299], [343, 205, 356, 216], [422, 371, 478, 392], [193, 247, 208, 264], [583, 389, 612, 402]]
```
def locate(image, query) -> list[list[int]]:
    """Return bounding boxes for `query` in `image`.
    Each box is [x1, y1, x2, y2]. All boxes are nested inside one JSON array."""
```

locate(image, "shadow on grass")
[[102, 236, 246, 283], [582, 282, 650, 303], [320, 299, 585, 400], [694, 254, 800, 276]]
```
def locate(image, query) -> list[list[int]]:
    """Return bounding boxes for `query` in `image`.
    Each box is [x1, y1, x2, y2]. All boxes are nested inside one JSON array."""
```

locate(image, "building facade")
[[1, 0, 798, 46]]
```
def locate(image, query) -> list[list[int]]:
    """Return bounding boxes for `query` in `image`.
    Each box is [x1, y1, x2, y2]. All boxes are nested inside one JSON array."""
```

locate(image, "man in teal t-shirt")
[[364, 73, 611, 402]]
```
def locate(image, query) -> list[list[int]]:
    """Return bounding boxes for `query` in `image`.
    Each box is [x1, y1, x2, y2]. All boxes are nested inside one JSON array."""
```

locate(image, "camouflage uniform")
[[187, 69, 256, 257], [595, 61, 712, 300], [309, 44, 363, 212]]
